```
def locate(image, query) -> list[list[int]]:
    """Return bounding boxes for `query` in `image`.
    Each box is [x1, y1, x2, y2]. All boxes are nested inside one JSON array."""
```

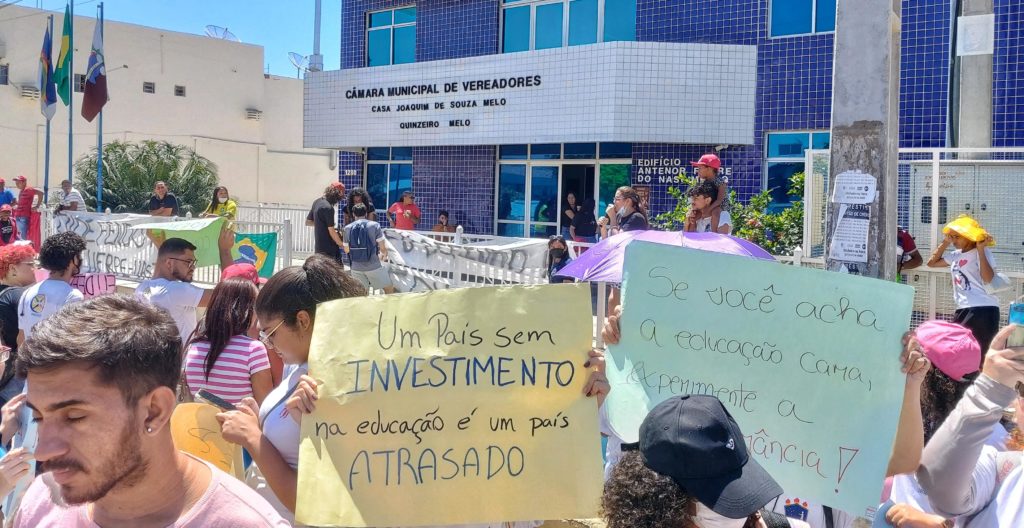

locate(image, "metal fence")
[[236, 202, 314, 257], [802, 147, 1024, 328]]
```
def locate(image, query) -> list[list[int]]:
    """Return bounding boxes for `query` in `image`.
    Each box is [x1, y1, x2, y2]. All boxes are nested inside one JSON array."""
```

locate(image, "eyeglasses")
[[169, 257, 197, 269], [259, 320, 285, 347]]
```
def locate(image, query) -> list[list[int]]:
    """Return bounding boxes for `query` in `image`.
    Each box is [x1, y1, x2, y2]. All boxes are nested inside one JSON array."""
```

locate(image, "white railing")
[[236, 202, 313, 257]]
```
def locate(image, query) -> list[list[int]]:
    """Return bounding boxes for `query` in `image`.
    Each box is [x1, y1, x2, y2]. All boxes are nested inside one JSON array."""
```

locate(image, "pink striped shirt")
[[185, 335, 271, 405]]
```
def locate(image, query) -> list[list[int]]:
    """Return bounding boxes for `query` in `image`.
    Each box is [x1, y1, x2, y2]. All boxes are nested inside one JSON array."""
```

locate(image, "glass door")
[[495, 164, 561, 237], [529, 165, 560, 237]]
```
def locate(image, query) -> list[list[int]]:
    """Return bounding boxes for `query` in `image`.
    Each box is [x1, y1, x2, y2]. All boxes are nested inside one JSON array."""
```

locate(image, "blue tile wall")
[[994, 0, 1024, 147], [411, 146, 497, 233], [900, 0, 952, 148]]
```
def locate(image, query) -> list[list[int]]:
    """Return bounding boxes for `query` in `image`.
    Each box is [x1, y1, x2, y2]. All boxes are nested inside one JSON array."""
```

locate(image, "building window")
[[502, 0, 635, 53], [764, 131, 830, 211], [174, 85, 186, 97], [365, 147, 413, 210], [0, 65, 9, 86], [74, 74, 85, 93], [143, 82, 156, 94], [770, 0, 836, 37], [367, 7, 416, 67]]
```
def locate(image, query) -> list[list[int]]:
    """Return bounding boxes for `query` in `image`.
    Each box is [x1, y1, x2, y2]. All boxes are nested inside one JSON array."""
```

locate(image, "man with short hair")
[[0, 179, 16, 208], [305, 182, 346, 261], [136, 229, 234, 345], [387, 190, 421, 230], [343, 203, 395, 294], [14, 295, 290, 527], [56, 179, 86, 213], [17, 232, 86, 344], [148, 181, 179, 217], [12, 176, 42, 239]]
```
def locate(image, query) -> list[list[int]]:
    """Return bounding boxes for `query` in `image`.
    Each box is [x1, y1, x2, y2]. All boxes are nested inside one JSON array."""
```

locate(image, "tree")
[[654, 172, 806, 256], [75, 140, 219, 215]]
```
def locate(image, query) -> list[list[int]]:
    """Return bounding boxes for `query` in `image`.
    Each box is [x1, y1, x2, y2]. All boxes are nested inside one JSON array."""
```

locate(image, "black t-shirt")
[[148, 193, 180, 215], [0, 285, 24, 388], [0, 219, 15, 244], [618, 211, 649, 232], [572, 210, 598, 237], [343, 203, 376, 222], [307, 198, 340, 258], [562, 204, 580, 227]]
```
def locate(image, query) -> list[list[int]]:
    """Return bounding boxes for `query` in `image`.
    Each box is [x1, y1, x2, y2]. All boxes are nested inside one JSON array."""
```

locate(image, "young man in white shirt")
[[17, 232, 87, 344], [135, 229, 234, 346]]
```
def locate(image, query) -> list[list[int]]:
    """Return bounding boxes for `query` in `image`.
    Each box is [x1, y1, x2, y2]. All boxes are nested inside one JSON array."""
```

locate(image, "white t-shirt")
[[696, 211, 733, 235], [135, 278, 204, 346], [944, 247, 1000, 309], [17, 279, 84, 339], [767, 495, 855, 528]]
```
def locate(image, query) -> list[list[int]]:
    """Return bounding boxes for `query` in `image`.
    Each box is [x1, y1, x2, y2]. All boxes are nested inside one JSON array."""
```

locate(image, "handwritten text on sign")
[[606, 242, 912, 516], [296, 285, 603, 527]]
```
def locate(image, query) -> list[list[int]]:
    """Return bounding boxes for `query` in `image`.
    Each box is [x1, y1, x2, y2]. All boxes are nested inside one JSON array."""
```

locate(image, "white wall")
[[0, 5, 335, 206]]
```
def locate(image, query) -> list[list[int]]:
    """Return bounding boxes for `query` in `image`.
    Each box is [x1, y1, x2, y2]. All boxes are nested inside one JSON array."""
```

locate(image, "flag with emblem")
[[38, 22, 58, 120], [81, 16, 107, 122]]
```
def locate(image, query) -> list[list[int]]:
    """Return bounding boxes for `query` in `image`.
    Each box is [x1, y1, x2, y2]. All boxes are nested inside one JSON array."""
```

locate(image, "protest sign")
[[53, 211, 175, 279], [296, 285, 602, 527], [69, 273, 117, 298], [132, 217, 225, 268], [606, 242, 913, 516], [384, 230, 549, 292], [171, 403, 245, 479]]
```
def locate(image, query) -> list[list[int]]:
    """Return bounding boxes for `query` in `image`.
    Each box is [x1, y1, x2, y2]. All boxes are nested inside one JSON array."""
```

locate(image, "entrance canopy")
[[304, 41, 757, 149]]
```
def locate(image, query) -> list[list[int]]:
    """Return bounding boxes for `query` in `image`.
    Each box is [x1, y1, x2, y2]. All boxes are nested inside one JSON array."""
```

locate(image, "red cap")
[[330, 181, 346, 191], [13, 175, 27, 182], [220, 263, 267, 286], [0, 205, 11, 213], [690, 154, 721, 170], [0, 179, 5, 184]]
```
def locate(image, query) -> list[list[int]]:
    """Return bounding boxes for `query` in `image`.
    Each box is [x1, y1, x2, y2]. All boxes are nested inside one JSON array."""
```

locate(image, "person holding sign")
[[926, 216, 1002, 358], [215, 254, 367, 522], [916, 324, 1024, 527], [14, 295, 289, 527]]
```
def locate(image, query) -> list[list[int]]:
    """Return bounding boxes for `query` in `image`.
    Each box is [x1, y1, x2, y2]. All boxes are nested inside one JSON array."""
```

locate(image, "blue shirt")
[[0, 190, 15, 207]]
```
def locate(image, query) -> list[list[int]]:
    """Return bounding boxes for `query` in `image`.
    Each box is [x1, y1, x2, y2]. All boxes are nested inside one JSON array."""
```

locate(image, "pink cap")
[[916, 320, 981, 381], [220, 263, 267, 286], [13, 175, 27, 182], [690, 154, 721, 170], [0, 205, 11, 213]]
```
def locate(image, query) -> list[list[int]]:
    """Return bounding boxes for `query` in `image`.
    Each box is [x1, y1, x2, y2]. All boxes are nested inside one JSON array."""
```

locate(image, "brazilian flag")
[[232, 232, 278, 279], [53, 4, 73, 106]]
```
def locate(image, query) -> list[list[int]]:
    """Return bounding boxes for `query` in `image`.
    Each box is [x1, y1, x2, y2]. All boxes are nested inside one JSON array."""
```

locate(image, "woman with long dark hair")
[[598, 185, 648, 238], [215, 255, 367, 521], [202, 186, 238, 219], [184, 278, 273, 406], [342, 187, 376, 225]]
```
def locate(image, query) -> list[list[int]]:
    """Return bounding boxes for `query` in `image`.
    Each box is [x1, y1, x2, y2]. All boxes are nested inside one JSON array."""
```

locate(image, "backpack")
[[348, 220, 377, 262]]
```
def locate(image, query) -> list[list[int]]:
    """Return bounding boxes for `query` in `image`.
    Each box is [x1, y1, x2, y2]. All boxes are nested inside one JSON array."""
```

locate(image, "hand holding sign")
[[607, 242, 913, 516]]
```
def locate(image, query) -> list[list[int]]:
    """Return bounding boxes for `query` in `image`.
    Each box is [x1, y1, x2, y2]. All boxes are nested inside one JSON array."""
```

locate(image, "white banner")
[[52, 212, 175, 280], [383, 230, 550, 292]]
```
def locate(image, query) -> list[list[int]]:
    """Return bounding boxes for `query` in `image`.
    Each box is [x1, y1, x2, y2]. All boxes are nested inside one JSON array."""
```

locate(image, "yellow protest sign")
[[296, 285, 603, 527], [171, 403, 245, 479]]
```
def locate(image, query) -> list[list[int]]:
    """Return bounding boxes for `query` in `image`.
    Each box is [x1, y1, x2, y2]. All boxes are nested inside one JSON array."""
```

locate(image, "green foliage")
[[74, 140, 219, 215], [655, 172, 806, 256]]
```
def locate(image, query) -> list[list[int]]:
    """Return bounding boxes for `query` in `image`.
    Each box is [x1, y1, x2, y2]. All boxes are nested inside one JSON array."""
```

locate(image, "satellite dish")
[[204, 25, 240, 42], [288, 52, 310, 78]]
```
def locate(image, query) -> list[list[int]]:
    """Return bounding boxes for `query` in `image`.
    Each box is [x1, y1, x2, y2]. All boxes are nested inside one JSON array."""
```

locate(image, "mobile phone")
[[196, 389, 235, 411]]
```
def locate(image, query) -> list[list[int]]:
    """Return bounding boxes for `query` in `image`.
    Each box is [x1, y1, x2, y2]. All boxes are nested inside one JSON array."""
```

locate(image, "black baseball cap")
[[638, 395, 782, 519]]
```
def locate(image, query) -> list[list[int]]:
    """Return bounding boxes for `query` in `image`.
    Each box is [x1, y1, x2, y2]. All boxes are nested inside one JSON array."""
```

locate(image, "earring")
[[146, 426, 153, 433]]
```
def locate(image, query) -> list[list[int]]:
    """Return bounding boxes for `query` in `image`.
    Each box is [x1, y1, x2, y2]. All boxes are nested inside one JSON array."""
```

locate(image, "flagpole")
[[96, 2, 104, 211], [44, 15, 53, 202], [67, 0, 74, 186]]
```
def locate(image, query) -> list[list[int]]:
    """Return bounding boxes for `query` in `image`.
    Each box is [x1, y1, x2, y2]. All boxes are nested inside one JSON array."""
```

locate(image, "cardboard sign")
[[171, 403, 245, 479], [295, 285, 603, 527], [607, 242, 913, 516]]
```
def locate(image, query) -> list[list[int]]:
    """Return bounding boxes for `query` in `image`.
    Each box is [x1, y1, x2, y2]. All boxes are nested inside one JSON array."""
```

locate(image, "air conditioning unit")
[[20, 85, 40, 100], [245, 108, 263, 121]]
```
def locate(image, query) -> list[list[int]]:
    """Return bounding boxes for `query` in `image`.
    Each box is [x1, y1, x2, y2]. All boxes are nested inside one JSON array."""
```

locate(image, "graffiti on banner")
[[53, 212, 176, 280], [69, 273, 117, 298], [383, 230, 549, 292], [295, 285, 602, 527]]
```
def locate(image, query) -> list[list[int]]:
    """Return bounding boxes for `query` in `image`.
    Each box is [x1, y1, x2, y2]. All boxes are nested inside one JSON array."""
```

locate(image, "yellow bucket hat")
[[943, 215, 995, 246]]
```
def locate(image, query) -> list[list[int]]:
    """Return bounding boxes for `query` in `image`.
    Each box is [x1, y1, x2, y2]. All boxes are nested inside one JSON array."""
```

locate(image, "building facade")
[[305, 0, 1023, 236], [0, 5, 337, 207]]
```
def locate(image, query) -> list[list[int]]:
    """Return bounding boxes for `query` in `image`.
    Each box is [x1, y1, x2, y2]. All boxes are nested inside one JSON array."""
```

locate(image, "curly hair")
[[601, 451, 693, 528], [0, 244, 36, 278], [38, 232, 86, 273], [921, 367, 970, 442]]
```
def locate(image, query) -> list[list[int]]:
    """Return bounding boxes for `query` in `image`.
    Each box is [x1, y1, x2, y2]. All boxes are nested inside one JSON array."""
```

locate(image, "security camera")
[[714, 145, 729, 152]]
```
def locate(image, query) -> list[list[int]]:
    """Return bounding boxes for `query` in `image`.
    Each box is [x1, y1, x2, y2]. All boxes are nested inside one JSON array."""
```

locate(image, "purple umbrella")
[[558, 230, 775, 283]]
